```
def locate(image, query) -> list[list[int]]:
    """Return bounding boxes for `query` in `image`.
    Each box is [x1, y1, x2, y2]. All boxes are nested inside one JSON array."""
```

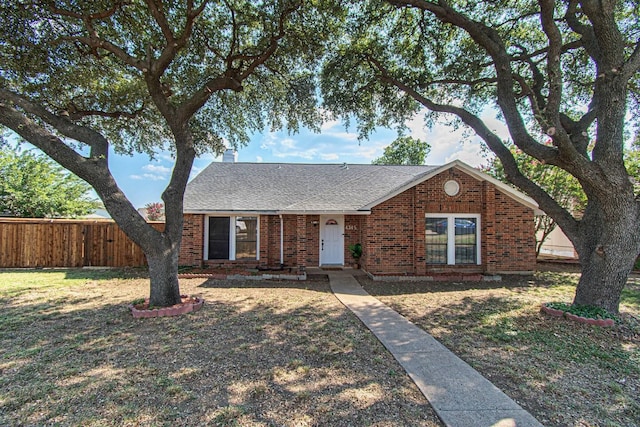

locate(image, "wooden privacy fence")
[[0, 218, 164, 268]]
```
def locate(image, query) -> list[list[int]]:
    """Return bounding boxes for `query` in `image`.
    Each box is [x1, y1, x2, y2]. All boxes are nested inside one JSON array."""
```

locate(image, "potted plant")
[[348, 243, 363, 268]]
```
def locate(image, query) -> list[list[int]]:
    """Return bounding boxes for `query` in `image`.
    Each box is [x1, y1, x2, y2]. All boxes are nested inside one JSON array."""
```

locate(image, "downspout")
[[279, 214, 284, 267]]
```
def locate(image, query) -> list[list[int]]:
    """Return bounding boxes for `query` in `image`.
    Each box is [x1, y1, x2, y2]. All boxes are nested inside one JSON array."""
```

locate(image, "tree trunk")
[[575, 248, 636, 314], [573, 201, 640, 313], [147, 244, 182, 307]]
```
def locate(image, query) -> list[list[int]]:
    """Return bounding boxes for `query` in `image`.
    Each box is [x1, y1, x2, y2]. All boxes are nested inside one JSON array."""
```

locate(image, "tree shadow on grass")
[[0, 279, 441, 427], [63, 267, 150, 280], [360, 271, 579, 296], [197, 273, 332, 292]]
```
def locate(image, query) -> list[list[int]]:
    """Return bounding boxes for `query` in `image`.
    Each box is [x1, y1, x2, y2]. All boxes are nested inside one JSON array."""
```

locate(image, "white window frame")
[[204, 215, 260, 261], [425, 213, 481, 265]]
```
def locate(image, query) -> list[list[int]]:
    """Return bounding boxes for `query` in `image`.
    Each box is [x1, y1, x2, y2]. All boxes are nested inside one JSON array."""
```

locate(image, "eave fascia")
[[183, 209, 371, 216]]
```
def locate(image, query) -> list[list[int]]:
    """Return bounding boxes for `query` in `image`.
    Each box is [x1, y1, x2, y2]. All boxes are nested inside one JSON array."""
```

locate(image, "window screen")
[[425, 217, 448, 264], [208, 217, 230, 259], [454, 218, 477, 264], [235, 217, 257, 260]]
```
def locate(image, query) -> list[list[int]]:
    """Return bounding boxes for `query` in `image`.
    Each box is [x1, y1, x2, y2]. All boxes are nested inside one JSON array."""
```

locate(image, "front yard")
[[0, 267, 638, 426], [359, 267, 640, 427], [0, 269, 439, 427]]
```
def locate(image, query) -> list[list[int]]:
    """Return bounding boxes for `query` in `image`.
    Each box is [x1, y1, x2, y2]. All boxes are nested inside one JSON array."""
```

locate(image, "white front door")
[[320, 215, 344, 265]]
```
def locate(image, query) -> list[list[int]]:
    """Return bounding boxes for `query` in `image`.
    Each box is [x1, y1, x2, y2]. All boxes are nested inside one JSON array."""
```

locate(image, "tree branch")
[[538, 0, 563, 121], [371, 63, 579, 237], [0, 89, 108, 160], [66, 103, 146, 121], [620, 41, 640, 81], [145, 0, 176, 45], [49, 2, 123, 21], [417, 77, 497, 88], [151, 0, 210, 77], [0, 91, 158, 248], [176, 1, 302, 122]]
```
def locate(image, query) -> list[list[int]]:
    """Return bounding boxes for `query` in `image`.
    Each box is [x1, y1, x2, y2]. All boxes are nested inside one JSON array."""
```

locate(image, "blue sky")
[[112, 110, 508, 208]]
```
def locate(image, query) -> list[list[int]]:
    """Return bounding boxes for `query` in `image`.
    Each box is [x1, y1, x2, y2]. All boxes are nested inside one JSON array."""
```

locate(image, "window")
[[208, 217, 230, 260], [425, 214, 480, 265], [206, 216, 258, 260], [235, 217, 257, 260]]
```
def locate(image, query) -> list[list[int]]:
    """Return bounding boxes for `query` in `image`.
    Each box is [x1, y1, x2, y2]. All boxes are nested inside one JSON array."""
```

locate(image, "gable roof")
[[183, 160, 540, 214]]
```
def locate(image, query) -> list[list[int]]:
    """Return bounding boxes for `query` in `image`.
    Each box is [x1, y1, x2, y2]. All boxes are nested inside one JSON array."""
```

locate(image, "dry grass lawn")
[[0, 269, 440, 427], [1, 266, 639, 426], [359, 266, 640, 427]]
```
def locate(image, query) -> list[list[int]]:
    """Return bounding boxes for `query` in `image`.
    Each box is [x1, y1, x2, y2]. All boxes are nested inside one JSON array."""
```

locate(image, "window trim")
[[204, 215, 260, 261], [425, 213, 481, 265]]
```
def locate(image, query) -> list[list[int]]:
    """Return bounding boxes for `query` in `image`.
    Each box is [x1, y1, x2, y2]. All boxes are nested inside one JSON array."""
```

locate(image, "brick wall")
[[259, 214, 321, 268], [344, 215, 365, 267], [364, 168, 535, 275], [492, 191, 536, 272], [366, 190, 416, 275], [179, 214, 204, 267], [305, 215, 320, 265]]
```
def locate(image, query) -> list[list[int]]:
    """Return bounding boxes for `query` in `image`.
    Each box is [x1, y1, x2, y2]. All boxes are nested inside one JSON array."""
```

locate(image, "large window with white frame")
[[206, 216, 258, 260], [425, 214, 480, 265]]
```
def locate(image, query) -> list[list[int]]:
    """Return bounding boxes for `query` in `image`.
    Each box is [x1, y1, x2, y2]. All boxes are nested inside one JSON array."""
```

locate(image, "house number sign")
[[345, 225, 358, 231]]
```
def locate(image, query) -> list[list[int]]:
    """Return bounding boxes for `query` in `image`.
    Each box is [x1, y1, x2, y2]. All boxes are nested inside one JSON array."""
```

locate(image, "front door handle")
[[321, 239, 324, 251]]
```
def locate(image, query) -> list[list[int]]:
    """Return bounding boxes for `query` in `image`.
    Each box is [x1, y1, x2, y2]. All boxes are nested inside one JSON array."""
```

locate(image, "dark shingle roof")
[[184, 162, 440, 213]]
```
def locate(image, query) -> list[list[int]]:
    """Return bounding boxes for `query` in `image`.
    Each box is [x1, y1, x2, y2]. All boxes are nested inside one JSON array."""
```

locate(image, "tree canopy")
[[322, 0, 640, 313], [0, 147, 99, 218], [372, 136, 430, 165], [0, 0, 340, 306]]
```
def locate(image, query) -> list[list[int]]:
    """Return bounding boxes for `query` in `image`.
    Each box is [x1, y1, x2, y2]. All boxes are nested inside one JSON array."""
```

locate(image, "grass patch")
[[360, 269, 640, 427], [0, 269, 440, 427], [545, 301, 620, 321]]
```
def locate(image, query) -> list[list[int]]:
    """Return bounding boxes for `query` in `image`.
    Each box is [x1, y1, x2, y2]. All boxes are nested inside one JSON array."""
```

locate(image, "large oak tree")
[[322, 0, 640, 313], [0, 0, 336, 306]]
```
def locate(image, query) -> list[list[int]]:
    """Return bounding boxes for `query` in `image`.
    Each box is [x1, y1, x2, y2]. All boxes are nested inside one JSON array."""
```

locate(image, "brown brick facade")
[[179, 214, 204, 267], [179, 168, 536, 274], [362, 169, 535, 275]]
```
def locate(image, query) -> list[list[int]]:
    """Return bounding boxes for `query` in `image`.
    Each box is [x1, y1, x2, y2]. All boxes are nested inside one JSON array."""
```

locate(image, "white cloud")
[[280, 138, 297, 149], [403, 107, 507, 166], [143, 164, 171, 174], [320, 117, 341, 131], [130, 173, 166, 181], [319, 152, 340, 161], [259, 133, 278, 150], [273, 148, 318, 160], [444, 141, 486, 167], [323, 130, 360, 142], [255, 156, 263, 162]]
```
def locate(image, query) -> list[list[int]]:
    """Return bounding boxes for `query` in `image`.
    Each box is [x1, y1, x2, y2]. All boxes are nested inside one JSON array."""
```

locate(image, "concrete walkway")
[[328, 270, 543, 427]]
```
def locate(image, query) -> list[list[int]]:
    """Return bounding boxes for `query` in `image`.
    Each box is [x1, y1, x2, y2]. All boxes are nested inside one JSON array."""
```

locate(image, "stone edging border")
[[129, 295, 204, 319], [540, 304, 615, 327]]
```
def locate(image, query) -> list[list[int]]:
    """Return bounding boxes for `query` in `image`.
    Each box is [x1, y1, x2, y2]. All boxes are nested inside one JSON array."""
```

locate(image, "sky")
[[110, 109, 509, 209]]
